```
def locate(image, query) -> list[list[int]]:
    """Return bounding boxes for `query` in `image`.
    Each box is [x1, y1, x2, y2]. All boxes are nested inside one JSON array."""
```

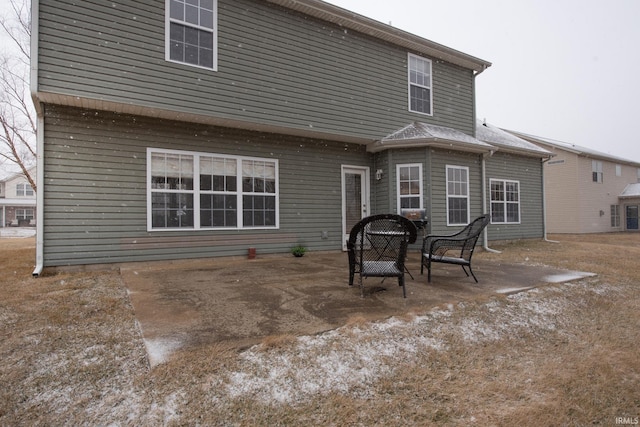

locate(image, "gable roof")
[[476, 120, 552, 158], [506, 130, 640, 167], [370, 122, 492, 153], [266, 0, 492, 73]]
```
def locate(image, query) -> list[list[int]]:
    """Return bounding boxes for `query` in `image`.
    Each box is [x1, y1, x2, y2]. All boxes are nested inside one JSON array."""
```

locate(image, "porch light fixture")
[[375, 169, 383, 180]]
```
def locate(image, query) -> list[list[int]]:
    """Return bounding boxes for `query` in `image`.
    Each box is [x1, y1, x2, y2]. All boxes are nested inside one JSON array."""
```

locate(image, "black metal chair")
[[347, 214, 417, 298], [421, 214, 490, 283]]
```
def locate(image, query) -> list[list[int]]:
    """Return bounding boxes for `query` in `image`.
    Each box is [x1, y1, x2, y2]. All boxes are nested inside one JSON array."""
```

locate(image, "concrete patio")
[[121, 250, 594, 365]]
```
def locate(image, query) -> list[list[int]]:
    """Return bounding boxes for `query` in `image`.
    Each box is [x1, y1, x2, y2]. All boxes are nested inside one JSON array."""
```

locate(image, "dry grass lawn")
[[0, 233, 639, 425]]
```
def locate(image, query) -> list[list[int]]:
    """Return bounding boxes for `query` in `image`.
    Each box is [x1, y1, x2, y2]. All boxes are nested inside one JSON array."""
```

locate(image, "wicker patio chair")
[[347, 213, 417, 298], [421, 214, 490, 283]]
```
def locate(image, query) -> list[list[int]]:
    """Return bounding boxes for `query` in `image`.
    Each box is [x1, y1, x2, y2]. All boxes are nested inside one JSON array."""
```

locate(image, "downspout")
[[31, 0, 45, 276], [481, 153, 500, 253], [541, 157, 559, 243], [473, 67, 500, 254]]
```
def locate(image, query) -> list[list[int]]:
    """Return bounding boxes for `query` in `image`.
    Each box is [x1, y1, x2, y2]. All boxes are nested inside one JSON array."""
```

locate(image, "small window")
[[408, 53, 433, 115], [166, 0, 217, 70], [490, 179, 520, 224], [611, 204, 620, 228], [637, 168, 640, 183], [396, 164, 423, 212], [616, 164, 622, 177], [592, 160, 603, 183], [446, 165, 469, 226], [16, 183, 34, 197], [148, 148, 278, 231]]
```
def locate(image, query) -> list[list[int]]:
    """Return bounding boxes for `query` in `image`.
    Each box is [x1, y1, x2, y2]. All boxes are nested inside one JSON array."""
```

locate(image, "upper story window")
[[167, 0, 217, 70], [616, 164, 622, 177], [592, 160, 603, 183], [490, 179, 520, 224], [446, 165, 469, 226], [148, 148, 278, 231], [408, 53, 432, 115], [16, 183, 34, 197], [637, 168, 640, 183], [396, 164, 423, 211]]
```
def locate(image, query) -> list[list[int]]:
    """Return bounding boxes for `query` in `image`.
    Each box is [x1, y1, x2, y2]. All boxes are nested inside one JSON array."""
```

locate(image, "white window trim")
[[147, 148, 279, 231], [396, 163, 423, 213], [165, 0, 218, 71], [446, 165, 470, 226], [407, 53, 433, 116], [489, 179, 521, 225]]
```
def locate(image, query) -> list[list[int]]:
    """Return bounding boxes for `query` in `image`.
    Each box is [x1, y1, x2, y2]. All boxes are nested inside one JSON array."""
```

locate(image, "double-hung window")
[[397, 164, 423, 211], [592, 160, 603, 183], [16, 209, 34, 220], [148, 148, 278, 230], [611, 204, 621, 228], [167, 0, 217, 70], [16, 183, 34, 197], [446, 165, 469, 225], [490, 179, 520, 224], [408, 53, 433, 115]]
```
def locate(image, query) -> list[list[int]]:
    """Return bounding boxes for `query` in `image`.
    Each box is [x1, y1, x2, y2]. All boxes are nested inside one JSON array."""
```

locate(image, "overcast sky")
[[326, 0, 640, 162]]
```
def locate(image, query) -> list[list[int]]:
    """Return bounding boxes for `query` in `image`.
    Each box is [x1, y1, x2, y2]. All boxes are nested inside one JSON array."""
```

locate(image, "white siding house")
[[507, 131, 640, 233], [0, 168, 37, 227]]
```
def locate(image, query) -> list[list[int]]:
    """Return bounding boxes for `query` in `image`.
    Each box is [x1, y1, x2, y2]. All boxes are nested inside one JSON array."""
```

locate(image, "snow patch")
[[0, 227, 36, 238], [144, 337, 183, 367], [543, 271, 596, 283], [496, 286, 534, 294]]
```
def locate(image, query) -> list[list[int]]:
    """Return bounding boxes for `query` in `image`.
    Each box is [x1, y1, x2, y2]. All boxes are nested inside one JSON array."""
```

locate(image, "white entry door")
[[342, 166, 369, 250]]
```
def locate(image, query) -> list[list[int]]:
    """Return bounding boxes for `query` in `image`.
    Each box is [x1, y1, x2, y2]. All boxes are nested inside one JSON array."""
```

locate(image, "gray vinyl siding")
[[428, 149, 483, 235], [37, 0, 476, 141], [42, 105, 371, 266], [485, 153, 544, 240]]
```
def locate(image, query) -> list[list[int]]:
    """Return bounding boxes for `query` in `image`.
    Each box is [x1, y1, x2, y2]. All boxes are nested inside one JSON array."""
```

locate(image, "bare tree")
[[0, 0, 36, 190]]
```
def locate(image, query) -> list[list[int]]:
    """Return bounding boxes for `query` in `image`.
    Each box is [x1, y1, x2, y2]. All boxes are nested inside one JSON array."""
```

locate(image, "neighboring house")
[[0, 168, 37, 227], [508, 131, 640, 233], [31, 0, 547, 272]]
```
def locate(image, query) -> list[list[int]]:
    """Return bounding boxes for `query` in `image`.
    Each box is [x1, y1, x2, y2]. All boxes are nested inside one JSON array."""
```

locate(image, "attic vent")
[[548, 160, 565, 165]]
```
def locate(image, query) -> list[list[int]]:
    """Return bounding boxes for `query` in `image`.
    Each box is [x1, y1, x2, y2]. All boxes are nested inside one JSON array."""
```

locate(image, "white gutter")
[[31, 0, 45, 276], [481, 154, 500, 253]]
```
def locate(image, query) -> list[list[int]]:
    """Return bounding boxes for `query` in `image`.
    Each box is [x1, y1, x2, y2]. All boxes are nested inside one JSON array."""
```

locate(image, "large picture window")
[[166, 0, 217, 70], [397, 164, 423, 211], [148, 149, 278, 231], [490, 179, 520, 224], [408, 53, 433, 115], [446, 165, 469, 226]]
